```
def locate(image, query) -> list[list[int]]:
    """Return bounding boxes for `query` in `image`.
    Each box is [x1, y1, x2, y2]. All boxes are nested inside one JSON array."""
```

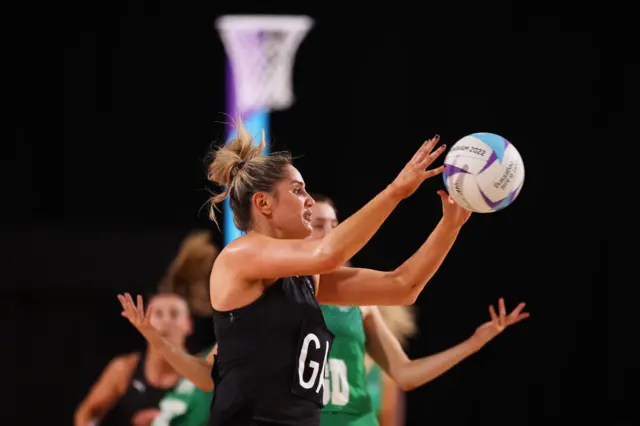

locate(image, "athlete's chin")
[[293, 222, 312, 239], [302, 221, 313, 235]]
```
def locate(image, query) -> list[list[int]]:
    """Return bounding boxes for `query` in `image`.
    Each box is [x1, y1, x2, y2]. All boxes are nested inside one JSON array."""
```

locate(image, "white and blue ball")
[[442, 132, 525, 213]]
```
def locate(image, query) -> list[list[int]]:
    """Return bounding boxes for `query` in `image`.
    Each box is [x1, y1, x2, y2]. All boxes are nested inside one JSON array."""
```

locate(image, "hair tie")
[[237, 161, 245, 170]]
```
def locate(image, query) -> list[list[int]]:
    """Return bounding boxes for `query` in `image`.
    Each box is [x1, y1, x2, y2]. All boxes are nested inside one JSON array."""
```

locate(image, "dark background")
[[4, 1, 618, 425]]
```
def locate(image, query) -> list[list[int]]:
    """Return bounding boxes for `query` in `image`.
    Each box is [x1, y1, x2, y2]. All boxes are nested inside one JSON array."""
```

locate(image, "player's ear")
[[253, 192, 274, 216]]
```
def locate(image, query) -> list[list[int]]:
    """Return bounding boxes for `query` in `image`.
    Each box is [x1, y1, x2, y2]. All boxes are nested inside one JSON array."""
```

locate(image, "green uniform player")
[[320, 305, 379, 426], [153, 346, 214, 426], [308, 194, 530, 426]]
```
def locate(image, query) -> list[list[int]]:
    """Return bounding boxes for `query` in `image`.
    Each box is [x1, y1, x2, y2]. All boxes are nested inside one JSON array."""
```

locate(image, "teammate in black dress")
[[118, 119, 472, 426]]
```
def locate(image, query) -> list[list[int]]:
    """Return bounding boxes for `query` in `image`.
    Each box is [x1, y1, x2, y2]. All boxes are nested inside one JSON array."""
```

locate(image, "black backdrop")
[[4, 1, 617, 425]]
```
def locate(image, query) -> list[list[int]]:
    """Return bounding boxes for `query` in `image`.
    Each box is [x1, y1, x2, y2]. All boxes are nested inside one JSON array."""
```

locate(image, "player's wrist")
[[438, 218, 464, 234], [384, 183, 406, 203], [143, 327, 163, 348], [464, 335, 485, 354]]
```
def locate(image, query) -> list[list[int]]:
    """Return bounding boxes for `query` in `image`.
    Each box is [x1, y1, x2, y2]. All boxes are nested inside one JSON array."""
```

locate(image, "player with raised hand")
[[119, 119, 472, 426]]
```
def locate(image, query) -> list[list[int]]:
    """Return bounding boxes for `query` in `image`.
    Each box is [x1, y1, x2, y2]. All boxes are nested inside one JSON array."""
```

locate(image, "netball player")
[[118, 118, 471, 426], [365, 306, 416, 426], [153, 231, 219, 426], [75, 293, 192, 426], [309, 195, 529, 426], [157, 230, 219, 318], [153, 345, 217, 426]]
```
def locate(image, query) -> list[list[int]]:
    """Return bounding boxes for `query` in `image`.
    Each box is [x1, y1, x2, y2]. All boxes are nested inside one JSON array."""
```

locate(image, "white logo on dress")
[[132, 379, 146, 392]]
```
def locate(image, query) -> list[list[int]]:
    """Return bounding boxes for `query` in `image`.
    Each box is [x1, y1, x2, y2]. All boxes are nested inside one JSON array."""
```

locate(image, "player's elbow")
[[393, 366, 418, 391], [388, 272, 420, 306], [398, 379, 417, 392], [399, 289, 420, 306]]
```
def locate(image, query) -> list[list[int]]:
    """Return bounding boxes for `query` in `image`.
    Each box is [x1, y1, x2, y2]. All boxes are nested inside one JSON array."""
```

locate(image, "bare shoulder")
[[220, 233, 265, 254], [98, 352, 140, 392], [106, 353, 139, 379], [210, 236, 253, 279], [214, 236, 248, 263], [212, 234, 267, 270]]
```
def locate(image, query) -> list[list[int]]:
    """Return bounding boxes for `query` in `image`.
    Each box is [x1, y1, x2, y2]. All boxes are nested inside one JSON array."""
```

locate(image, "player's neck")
[[250, 221, 280, 238], [250, 223, 305, 240]]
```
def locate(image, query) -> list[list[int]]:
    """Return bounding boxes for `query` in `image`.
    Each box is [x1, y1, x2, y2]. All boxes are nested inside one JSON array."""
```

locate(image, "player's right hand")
[[389, 136, 447, 199], [117, 293, 159, 343]]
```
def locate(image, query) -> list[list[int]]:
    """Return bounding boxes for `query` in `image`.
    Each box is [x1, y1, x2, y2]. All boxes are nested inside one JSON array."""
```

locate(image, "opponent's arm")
[[118, 294, 215, 391], [74, 354, 136, 426], [225, 138, 446, 281], [378, 372, 404, 426], [363, 301, 528, 391], [146, 335, 214, 391], [317, 208, 463, 306]]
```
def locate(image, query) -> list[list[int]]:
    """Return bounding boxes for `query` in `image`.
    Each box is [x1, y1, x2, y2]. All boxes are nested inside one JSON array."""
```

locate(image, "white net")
[[215, 15, 314, 112]]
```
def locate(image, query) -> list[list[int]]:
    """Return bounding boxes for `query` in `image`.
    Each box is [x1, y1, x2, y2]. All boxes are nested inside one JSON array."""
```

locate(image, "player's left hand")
[[131, 408, 160, 426], [437, 190, 472, 229], [470, 298, 529, 349], [117, 293, 161, 344]]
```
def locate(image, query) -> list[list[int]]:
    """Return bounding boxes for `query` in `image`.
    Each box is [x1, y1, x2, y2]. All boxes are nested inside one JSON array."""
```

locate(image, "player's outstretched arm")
[[74, 353, 137, 426], [224, 137, 447, 281], [316, 190, 471, 306], [364, 300, 529, 391], [117, 293, 215, 391]]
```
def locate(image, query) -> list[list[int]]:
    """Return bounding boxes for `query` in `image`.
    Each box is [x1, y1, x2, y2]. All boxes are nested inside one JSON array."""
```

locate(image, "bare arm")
[[224, 139, 446, 281], [74, 354, 137, 426], [378, 372, 404, 426], [118, 294, 215, 392], [224, 186, 403, 280], [363, 307, 479, 391], [146, 334, 215, 391], [317, 219, 461, 306]]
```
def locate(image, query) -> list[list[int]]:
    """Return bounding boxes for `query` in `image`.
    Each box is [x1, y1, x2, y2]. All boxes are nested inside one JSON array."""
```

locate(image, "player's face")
[[148, 294, 192, 344], [271, 165, 315, 239], [310, 202, 338, 240]]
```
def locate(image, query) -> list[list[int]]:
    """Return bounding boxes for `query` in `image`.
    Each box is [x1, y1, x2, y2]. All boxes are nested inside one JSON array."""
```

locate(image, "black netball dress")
[[209, 275, 334, 426]]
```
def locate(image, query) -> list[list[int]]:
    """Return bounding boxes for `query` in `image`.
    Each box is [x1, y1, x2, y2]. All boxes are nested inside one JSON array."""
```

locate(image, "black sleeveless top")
[[210, 276, 334, 426], [100, 352, 176, 426]]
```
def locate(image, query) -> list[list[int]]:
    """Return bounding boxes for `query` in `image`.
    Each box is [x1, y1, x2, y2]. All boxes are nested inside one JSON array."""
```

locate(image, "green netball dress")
[[320, 305, 379, 426], [152, 346, 214, 426]]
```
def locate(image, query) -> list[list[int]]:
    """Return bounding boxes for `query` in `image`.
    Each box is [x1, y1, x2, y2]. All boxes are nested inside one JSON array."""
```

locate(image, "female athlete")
[[75, 293, 192, 426], [154, 231, 219, 426], [309, 195, 529, 426], [365, 305, 416, 426], [118, 118, 473, 426]]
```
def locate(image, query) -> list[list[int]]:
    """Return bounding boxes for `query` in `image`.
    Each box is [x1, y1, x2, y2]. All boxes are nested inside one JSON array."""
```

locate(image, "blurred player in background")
[[157, 231, 218, 319], [310, 194, 529, 426], [74, 292, 193, 426], [364, 306, 416, 426], [75, 231, 219, 426], [154, 231, 219, 426]]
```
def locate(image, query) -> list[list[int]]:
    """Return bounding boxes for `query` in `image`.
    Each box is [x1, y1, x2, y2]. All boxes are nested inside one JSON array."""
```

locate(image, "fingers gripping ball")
[[442, 133, 525, 213]]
